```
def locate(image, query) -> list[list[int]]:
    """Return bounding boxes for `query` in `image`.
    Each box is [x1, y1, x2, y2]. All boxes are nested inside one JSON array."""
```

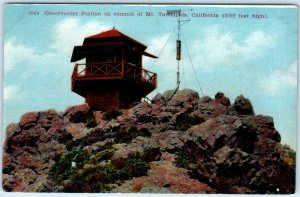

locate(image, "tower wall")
[[85, 91, 120, 110]]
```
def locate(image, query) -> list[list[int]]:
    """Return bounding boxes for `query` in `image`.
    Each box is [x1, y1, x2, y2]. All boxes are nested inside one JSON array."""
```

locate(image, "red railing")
[[73, 62, 123, 78], [72, 62, 157, 88]]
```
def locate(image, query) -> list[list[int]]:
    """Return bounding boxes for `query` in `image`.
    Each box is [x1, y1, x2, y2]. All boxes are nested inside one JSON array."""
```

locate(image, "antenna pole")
[[177, 11, 181, 86], [166, 9, 190, 88]]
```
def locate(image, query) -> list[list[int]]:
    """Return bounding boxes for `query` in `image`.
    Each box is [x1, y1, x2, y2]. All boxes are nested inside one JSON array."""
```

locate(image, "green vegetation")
[[241, 117, 258, 132], [49, 149, 91, 182], [175, 151, 190, 168], [50, 148, 149, 192], [62, 162, 125, 192], [122, 156, 149, 178], [175, 150, 195, 168], [282, 144, 296, 160], [288, 150, 296, 160], [115, 126, 151, 143]]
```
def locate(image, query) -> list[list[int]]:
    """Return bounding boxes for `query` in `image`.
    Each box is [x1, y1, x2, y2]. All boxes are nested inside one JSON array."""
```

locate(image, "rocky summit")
[[2, 89, 295, 194]]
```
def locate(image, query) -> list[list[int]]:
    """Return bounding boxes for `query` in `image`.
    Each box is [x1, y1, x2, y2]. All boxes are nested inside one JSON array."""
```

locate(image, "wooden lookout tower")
[[70, 28, 157, 110]]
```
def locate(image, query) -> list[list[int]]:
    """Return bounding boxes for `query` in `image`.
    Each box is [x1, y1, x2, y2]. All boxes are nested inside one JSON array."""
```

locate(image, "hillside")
[[2, 89, 295, 193]]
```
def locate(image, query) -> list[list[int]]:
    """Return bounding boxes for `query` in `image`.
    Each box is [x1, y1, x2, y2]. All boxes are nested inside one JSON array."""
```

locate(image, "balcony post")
[[75, 64, 78, 76]]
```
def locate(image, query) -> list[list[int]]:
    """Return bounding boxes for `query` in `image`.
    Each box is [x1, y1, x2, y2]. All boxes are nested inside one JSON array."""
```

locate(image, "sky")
[[2, 4, 298, 149]]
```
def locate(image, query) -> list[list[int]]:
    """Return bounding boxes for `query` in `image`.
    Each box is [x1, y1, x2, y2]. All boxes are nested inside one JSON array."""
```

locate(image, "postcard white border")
[[0, 1, 299, 197]]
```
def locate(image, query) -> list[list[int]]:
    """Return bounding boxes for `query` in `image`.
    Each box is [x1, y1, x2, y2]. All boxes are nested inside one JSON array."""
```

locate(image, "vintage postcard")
[[1, 4, 297, 194]]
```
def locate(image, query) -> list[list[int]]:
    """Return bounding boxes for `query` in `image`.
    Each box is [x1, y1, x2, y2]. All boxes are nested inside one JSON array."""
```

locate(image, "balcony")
[[71, 62, 157, 91]]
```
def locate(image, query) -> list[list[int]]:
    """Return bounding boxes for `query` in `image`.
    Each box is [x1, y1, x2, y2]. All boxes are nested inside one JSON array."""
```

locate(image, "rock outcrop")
[[2, 89, 295, 194]]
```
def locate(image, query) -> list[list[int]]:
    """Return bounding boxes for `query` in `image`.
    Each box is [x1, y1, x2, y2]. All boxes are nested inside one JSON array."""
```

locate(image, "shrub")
[[175, 150, 193, 168], [122, 156, 149, 179], [60, 154, 149, 192], [49, 149, 90, 182], [51, 144, 150, 192], [115, 126, 151, 143]]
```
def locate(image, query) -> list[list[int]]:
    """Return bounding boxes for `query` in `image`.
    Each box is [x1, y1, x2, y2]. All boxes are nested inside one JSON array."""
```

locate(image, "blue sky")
[[3, 4, 298, 149]]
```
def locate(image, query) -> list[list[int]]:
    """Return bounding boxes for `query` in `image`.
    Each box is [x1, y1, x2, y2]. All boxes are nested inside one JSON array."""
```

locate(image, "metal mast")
[[154, 9, 192, 110], [166, 10, 190, 88], [176, 10, 181, 86]]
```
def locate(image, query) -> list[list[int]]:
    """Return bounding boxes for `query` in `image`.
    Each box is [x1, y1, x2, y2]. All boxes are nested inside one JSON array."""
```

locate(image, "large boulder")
[[232, 95, 254, 115], [215, 92, 231, 106], [64, 104, 96, 128], [168, 89, 199, 106]]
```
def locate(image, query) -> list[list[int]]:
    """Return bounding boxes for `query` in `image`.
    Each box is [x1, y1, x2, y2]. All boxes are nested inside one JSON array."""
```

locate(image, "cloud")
[[4, 18, 111, 77], [190, 26, 276, 69], [143, 33, 178, 90], [144, 26, 276, 73], [144, 33, 174, 68], [239, 31, 276, 61], [143, 26, 277, 94], [264, 61, 297, 94], [4, 39, 58, 81], [4, 84, 20, 101], [51, 18, 111, 55], [4, 40, 38, 73], [244, 31, 275, 55]]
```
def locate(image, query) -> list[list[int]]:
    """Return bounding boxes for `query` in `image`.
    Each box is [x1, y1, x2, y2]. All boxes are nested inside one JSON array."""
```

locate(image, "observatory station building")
[[70, 28, 157, 110]]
